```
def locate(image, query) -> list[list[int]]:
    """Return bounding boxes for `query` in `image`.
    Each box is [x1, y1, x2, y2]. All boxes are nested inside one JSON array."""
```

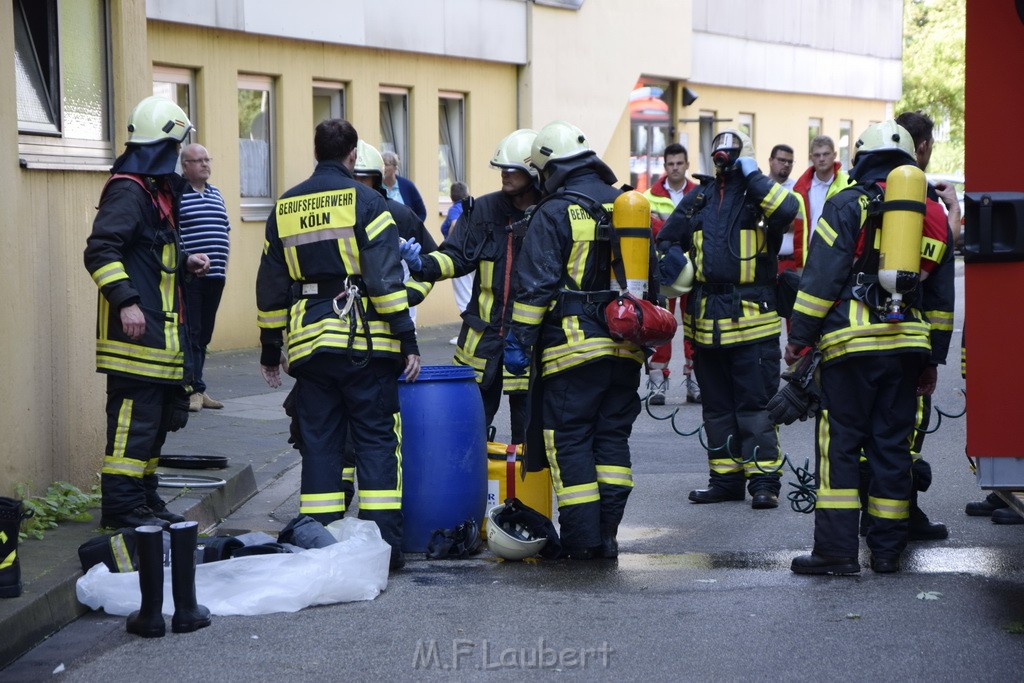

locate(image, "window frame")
[[438, 92, 465, 201], [380, 86, 410, 171], [237, 73, 276, 222], [807, 117, 823, 153], [15, 0, 113, 171], [838, 119, 853, 170], [153, 65, 196, 128], [312, 80, 346, 127]]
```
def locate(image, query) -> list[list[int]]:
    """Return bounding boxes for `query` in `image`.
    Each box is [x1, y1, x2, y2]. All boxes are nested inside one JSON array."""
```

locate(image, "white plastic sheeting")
[[76, 517, 390, 616]]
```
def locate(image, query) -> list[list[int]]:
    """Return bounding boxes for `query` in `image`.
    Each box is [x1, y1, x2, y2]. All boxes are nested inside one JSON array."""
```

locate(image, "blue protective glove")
[[399, 237, 422, 271], [736, 156, 758, 178], [657, 245, 689, 286], [503, 332, 531, 376]]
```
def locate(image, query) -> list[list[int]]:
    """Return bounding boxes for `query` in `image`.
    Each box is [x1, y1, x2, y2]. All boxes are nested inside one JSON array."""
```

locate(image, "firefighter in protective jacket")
[[504, 120, 646, 559], [406, 129, 542, 443], [788, 120, 955, 575], [256, 119, 420, 570], [657, 129, 799, 509], [84, 96, 210, 530]]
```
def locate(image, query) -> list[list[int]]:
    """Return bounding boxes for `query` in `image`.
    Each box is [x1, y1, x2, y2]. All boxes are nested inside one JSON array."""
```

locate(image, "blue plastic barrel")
[[398, 365, 487, 553]]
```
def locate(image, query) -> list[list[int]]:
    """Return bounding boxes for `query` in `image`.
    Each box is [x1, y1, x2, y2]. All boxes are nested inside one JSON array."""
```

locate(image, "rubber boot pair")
[[0, 497, 30, 599], [126, 522, 211, 638]]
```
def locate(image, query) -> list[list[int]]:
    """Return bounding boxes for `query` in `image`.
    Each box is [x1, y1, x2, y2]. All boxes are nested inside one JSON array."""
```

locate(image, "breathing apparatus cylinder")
[[605, 191, 677, 347], [877, 164, 926, 322], [612, 191, 651, 297]]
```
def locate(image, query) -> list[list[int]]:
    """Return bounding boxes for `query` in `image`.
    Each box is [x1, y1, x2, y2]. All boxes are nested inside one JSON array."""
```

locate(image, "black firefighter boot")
[[126, 525, 166, 637], [909, 490, 948, 541], [169, 521, 211, 633], [599, 523, 619, 560], [0, 497, 30, 598]]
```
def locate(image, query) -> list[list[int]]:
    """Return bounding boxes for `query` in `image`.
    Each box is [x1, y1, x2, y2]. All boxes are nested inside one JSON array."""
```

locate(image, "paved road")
[[7, 265, 1024, 681]]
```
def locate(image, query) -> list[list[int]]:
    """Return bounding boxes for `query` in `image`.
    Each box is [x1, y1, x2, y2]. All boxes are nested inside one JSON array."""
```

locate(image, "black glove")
[[768, 345, 823, 426], [767, 382, 815, 426], [162, 389, 190, 432]]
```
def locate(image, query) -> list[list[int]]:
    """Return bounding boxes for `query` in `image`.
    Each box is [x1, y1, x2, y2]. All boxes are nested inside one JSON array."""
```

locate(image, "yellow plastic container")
[[483, 442, 553, 536]]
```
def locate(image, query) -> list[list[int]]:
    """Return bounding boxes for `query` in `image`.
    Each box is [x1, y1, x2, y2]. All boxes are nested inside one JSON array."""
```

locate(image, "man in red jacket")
[[643, 143, 699, 404], [791, 136, 849, 268]]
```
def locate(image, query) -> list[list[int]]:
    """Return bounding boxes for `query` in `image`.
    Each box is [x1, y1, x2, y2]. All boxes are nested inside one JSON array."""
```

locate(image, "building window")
[[808, 117, 823, 152], [738, 113, 754, 148], [153, 66, 194, 123], [380, 88, 409, 168], [698, 109, 718, 175], [313, 81, 345, 127], [238, 75, 274, 220], [838, 119, 853, 169], [14, 0, 112, 169], [438, 93, 464, 198]]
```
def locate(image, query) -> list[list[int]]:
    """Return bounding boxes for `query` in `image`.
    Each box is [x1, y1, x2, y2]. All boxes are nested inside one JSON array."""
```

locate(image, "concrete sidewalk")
[[0, 321, 463, 668]]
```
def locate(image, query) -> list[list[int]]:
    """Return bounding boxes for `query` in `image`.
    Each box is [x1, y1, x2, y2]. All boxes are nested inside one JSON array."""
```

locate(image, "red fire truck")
[[963, 0, 1024, 514]]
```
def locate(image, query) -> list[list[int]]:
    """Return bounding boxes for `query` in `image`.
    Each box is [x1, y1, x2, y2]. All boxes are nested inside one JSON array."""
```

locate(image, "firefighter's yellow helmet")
[[354, 140, 385, 177], [531, 120, 592, 172], [126, 96, 193, 146], [490, 129, 539, 178], [854, 120, 916, 164]]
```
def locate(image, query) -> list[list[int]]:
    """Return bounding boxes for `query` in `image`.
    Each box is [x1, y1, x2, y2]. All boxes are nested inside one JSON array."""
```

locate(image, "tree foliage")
[[897, 0, 965, 175]]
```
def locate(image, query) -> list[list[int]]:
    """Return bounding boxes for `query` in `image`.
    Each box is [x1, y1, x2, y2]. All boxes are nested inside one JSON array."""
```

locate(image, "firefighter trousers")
[[541, 357, 641, 551], [481, 372, 528, 445], [101, 376, 174, 516], [694, 338, 782, 495], [291, 354, 404, 552], [814, 353, 924, 559]]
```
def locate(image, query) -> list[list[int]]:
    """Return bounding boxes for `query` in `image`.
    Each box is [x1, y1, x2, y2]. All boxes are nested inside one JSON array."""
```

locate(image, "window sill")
[[240, 203, 273, 222], [18, 135, 113, 172]]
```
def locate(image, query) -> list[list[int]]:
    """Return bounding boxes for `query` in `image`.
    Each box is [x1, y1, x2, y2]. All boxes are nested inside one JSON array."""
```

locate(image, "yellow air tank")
[[878, 164, 927, 321], [613, 191, 652, 298]]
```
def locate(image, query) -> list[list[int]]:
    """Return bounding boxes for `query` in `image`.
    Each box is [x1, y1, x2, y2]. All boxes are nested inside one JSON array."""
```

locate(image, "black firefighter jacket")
[[256, 160, 414, 369], [509, 158, 647, 376], [416, 188, 539, 387], [788, 179, 954, 367], [85, 174, 194, 385], [658, 167, 798, 348]]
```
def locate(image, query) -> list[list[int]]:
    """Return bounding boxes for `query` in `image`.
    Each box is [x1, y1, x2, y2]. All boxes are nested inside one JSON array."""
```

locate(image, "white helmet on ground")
[[486, 503, 548, 560]]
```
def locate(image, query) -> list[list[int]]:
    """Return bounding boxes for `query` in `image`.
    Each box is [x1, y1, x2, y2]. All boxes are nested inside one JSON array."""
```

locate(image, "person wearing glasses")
[[179, 144, 231, 412], [380, 151, 427, 221], [767, 144, 798, 275]]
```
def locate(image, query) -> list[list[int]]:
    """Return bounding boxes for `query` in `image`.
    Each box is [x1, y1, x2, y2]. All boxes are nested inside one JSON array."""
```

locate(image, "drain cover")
[[158, 455, 229, 470], [157, 473, 226, 489]]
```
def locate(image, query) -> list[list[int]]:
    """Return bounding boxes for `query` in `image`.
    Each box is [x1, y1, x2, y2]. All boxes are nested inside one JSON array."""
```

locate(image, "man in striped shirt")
[[179, 144, 231, 411]]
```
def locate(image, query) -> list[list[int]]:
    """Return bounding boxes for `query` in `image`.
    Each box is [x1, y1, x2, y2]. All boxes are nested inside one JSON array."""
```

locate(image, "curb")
[[0, 463, 257, 669]]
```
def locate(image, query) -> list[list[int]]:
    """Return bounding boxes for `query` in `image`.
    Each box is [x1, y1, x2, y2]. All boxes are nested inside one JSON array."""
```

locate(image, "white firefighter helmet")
[[490, 128, 539, 178], [661, 255, 695, 297], [853, 120, 916, 164], [486, 503, 548, 561], [354, 140, 385, 178], [710, 128, 755, 170], [126, 96, 193, 146], [531, 120, 592, 172]]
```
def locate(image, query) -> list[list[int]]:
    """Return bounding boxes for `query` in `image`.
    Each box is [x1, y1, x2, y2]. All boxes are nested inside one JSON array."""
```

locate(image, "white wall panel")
[[147, 0, 528, 64], [692, 32, 902, 101]]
